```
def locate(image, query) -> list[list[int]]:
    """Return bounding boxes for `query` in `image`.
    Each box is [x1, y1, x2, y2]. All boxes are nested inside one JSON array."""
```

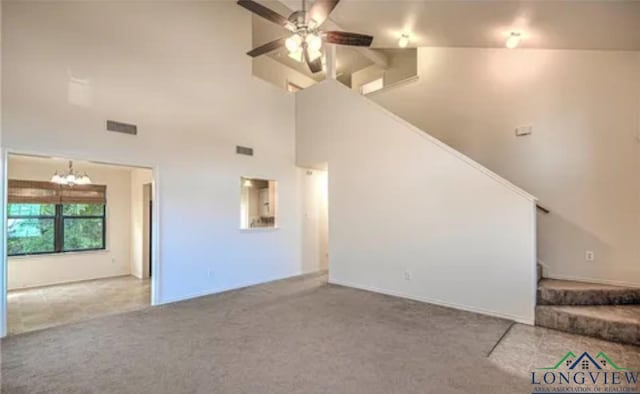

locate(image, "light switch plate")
[[515, 125, 533, 137]]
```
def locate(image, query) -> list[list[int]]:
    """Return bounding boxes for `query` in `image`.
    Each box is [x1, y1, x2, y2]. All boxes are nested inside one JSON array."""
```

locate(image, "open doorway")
[[301, 169, 329, 273], [5, 154, 154, 335]]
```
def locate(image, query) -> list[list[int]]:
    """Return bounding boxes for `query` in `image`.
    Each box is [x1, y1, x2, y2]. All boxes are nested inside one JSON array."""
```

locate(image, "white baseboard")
[[329, 278, 535, 325], [156, 269, 327, 305], [543, 273, 640, 289], [537, 260, 640, 288]]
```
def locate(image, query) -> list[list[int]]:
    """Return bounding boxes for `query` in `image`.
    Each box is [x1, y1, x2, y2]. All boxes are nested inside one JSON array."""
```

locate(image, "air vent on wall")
[[236, 146, 253, 156], [106, 120, 137, 135]]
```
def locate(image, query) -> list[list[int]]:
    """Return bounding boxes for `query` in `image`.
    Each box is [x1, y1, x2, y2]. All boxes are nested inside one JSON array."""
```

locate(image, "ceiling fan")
[[237, 0, 374, 73]]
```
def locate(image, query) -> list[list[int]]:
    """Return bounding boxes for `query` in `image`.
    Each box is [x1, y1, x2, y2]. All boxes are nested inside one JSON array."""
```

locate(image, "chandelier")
[[50, 161, 92, 185]]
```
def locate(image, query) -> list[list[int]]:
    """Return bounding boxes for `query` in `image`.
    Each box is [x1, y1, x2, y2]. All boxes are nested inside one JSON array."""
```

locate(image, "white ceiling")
[[278, 0, 640, 51]]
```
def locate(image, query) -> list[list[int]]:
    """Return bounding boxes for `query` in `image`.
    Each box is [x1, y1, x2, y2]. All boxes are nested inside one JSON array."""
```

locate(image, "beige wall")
[[300, 169, 328, 273], [297, 81, 537, 323], [253, 56, 317, 91], [351, 49, 417, 93], [7, 156, 133, 289], [130, 168, 153, 279], [2, 1, 304, 307], [372, 48, 640, 286]]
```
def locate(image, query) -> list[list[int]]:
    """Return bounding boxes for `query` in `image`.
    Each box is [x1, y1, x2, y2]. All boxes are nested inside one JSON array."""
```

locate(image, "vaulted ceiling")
[[252, 0, 640, 80], [280, 0, 640, 50]]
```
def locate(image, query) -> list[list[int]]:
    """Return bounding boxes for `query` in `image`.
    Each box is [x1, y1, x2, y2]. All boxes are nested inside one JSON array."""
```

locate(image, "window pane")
[[63, 204, 105, 216], [7, 218, 55, 255], [63, 218, 104, 251], [8, 203, 55, 217]]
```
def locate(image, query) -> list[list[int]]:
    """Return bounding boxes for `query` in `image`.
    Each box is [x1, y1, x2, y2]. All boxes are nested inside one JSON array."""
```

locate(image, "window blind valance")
[[8, 180, 107, 205]]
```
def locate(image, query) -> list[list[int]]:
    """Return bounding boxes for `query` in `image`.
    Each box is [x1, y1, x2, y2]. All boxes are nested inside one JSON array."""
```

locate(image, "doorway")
[[143, 183, 153, 278], [3, 153, 156, 336]]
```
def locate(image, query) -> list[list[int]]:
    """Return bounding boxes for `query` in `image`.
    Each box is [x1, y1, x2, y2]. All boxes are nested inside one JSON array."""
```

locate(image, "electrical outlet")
[[585, 251, 595, 262], [207, 269, 214, 278], [404, 271, 411, 281], [515, 125, 533, 137]]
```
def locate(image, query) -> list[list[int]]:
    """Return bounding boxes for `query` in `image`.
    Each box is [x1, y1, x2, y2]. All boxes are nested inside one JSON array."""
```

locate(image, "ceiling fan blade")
[[247, 37, 286, 57], [307, 0, 340, 28], [304, 48, 323, 74], [324, 31, 373, 47], [237, 0, 292, 29]]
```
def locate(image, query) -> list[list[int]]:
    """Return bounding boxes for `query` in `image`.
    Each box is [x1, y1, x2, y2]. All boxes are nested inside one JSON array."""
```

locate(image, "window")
[[7, 204, 56, 255], [8, 203, 106, 256], [240, 177, 277, 229], [7, 180, 107, 256]]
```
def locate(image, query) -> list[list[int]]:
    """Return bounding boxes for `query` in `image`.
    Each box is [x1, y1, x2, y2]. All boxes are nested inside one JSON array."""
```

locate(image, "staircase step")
[[537, 279, 640, 305], [535, 305, 640, 346]]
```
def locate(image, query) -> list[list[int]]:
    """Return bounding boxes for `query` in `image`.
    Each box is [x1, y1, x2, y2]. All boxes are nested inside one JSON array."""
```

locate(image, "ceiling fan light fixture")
[[398, 34, 410, 48], [285, 34, 303, 52], [306, 33, 323, 52], [307, 48, 322, 62], [288, 48, 304, 62]]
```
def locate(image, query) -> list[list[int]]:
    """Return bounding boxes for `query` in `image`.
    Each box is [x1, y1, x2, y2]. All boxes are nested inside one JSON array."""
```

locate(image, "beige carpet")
[[1, 273, 529, 393]]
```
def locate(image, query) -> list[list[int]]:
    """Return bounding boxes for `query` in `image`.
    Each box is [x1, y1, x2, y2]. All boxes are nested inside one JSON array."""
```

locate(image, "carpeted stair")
[[535, 275, 640, 346]]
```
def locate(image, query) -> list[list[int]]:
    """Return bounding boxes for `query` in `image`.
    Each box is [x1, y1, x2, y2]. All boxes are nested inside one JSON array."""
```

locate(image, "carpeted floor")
[[1, 273, 531, 393]]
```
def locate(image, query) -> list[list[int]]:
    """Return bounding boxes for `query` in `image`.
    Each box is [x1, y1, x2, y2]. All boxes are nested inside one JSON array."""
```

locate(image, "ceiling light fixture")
[[306, 33, 322, 52], [398, 34, 410, 48], [285, 34, 303, 53], [51, 161, 91, 186], [505, 32, 522, 49]]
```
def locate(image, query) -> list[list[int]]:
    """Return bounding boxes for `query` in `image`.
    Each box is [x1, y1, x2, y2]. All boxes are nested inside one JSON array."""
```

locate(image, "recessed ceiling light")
[[398, 34, 410, 48], [506, 32, 522, 49]]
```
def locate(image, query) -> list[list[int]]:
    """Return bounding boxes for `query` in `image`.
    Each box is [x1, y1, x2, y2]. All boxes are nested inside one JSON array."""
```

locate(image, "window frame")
[[8, 203, 106, 257]]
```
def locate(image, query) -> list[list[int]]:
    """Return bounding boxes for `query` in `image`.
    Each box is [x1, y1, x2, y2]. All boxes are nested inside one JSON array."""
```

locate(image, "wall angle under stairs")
[[296, 80, 539, 324]]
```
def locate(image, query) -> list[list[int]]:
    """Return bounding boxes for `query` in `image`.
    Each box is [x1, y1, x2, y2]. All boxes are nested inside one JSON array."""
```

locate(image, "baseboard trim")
[[156, 269, 328, 306], [329, 278, 535, 325], [8, 273, 134, 292], [543, 273, 640, 289]]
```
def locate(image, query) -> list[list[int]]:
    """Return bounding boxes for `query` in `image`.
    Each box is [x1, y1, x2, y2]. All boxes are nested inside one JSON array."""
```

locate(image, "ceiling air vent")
[[236, 146, 253, 156], [106, 120, 137, 135]]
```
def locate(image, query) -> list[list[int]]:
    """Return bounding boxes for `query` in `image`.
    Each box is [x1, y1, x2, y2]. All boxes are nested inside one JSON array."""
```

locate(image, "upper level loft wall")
[[297, 80, 537, 323], [351, 49, 418, 94], [370, 48, 640, 287]]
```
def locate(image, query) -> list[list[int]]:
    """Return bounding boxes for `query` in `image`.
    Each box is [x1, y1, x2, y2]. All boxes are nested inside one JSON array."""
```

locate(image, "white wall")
[[253, 56, 317, 91], [7, 156, 132, 289], [1, 1, 304, 308], [299, 169, 328, 273], [351, 49, 417, 93], [297, 80, 537, 323], [130, 168, 153, 279], [371, 48, 640, 287]]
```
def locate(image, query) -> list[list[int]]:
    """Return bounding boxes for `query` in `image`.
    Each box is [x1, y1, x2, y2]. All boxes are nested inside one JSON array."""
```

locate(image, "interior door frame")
[[0, 148, 162, 337]]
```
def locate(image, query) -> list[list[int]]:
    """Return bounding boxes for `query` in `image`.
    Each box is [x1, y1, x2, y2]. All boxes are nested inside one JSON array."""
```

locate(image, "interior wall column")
[[326, 44, 337, 80]]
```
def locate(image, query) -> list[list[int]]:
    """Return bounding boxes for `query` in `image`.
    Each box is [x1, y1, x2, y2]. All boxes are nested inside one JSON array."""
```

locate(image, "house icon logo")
[[531, 351, 638, 393], [537, 351, 631, 372]]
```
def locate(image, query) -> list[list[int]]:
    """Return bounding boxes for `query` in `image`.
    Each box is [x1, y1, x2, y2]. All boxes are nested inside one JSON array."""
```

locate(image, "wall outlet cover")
[[585, 251, 595, 262], [515, 125, 533, 137]]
